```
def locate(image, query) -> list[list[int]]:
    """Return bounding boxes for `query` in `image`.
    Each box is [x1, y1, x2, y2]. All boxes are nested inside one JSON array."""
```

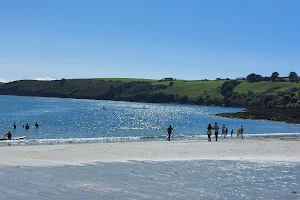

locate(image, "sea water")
[[1, 95, 300, 146], [0, 160, 299, 200]]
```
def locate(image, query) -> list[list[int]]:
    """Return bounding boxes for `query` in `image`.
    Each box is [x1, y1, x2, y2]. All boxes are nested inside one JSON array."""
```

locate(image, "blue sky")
[[0, 0, 299, 82]]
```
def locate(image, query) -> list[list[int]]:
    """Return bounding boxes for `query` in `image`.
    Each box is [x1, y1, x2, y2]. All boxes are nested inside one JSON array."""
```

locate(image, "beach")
[[1, 138, 300, 167], [1, 138, 300, 200]]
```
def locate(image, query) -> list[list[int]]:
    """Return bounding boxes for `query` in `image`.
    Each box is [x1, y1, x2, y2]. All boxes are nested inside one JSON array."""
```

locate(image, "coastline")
[[1, 137, 299, 167], [215, 107, 300, 124], [1, 94, 299, 124]]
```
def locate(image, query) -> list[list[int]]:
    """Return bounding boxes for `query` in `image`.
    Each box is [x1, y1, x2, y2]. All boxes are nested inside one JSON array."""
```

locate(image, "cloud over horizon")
[[0, 79, 8, 83], [35, 77, 55, 81]]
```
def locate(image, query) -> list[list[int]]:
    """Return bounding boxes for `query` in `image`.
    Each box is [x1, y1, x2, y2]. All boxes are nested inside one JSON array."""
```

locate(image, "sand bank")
[[0, 138, 299, 167]]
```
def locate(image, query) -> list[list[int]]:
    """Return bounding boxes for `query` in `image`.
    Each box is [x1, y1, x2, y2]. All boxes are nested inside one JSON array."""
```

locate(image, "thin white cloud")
[[0, 79, 7, 83], [35, 77, 55, 81]]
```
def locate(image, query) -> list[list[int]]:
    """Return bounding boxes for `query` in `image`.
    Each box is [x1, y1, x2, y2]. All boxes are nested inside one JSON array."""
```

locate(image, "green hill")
[[0, 78, 299, 108]]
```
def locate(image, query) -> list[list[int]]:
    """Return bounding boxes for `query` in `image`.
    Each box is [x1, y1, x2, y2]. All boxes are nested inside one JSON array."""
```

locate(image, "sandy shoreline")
[[1, 138, 299, 167]]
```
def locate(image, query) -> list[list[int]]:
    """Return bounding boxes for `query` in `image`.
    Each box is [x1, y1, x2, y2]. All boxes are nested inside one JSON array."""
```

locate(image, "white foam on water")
[[0, 132, 299, 146]]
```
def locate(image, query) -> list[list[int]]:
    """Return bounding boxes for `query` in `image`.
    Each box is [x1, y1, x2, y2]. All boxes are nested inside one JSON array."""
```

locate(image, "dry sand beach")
[[1, 138, 300, 167]]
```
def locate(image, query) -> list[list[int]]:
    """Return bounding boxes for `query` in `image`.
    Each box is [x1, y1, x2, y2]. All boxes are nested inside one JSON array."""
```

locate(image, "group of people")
[[166, 123, 244, 142], [2, 122, 40, 140], [207, 122, 244, 141], [13, 122, 39, 130]]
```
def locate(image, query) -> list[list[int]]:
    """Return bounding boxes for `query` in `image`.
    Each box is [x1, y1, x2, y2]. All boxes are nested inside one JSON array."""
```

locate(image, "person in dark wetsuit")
[[25, 123, 30, 130], [167, 125, 173, 141], [5, 130, 12, 140], [207, 124, 212, 141], [13, 123, 17, 129], [35, 122, 39, 128]]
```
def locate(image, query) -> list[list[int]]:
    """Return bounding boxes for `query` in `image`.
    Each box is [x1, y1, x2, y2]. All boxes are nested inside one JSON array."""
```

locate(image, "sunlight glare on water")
[[0, 95, 300, 145]]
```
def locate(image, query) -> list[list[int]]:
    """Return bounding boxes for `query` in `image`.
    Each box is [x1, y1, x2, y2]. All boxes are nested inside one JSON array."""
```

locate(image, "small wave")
[[1, 133, 300, 146]]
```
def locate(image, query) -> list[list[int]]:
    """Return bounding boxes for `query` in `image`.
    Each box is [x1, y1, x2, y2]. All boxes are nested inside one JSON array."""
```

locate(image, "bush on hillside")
[[290, 98, 298, 104], [196, 97, 204, 105], [221, 80, 241, 96], [262, 95, 274, 107], [267, 101, 275, 108]]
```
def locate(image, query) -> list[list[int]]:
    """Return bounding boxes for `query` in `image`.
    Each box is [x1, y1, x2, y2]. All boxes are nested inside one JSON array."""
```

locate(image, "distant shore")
[[215, 107, 300, 124], [1, 137, 299, 167]]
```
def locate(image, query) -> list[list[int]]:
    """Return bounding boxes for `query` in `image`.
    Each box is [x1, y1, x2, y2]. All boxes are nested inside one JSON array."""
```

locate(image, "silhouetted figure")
[[35, 122, 39, 128], [167, 125, 173, 141], [213, 122, 219, 141], [5, 130, 12, 140], [207, 124, 212, 141], [13, 123, 17, 129], [25, 123, 30, 130]]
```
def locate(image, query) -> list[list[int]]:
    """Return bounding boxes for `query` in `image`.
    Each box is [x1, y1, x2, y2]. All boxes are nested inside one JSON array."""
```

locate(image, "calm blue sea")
[[1, 95, 300, 145]]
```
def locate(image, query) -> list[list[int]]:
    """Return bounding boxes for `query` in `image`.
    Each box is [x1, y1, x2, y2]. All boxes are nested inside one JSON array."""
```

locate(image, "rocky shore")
[[215, 107, 300, 124]]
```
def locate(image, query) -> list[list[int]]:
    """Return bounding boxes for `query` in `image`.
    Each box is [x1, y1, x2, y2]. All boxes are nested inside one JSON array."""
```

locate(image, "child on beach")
[[237, 128, 240, 137], [221, 124, 226, 138]]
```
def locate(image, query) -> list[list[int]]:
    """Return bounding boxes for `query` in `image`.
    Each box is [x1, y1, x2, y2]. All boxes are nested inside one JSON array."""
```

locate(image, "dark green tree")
[[288, 72, 298, 82], [246, 73, 263, 82], [255, 74, 263, 82], [246, 73, 256, 82], [271, 72, 279, 82]]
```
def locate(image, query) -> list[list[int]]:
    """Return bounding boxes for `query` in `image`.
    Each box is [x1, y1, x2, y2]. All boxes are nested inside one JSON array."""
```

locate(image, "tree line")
[[246, 72, 299, 83]]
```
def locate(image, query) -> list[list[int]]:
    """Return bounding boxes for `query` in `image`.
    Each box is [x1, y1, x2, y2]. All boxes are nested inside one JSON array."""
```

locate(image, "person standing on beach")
[[231, 129, 234, 137], [207, 124, 212, 141], [240, 126, 244, 139], [213, 122, 219, 141], [221, 124, 226, 138], [225, 127, 228, 138], [237, 128, 240, 137], [167, 125, 173, 141]]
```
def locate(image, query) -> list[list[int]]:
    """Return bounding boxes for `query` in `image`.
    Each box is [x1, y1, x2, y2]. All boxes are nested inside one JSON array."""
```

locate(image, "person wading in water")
[[167, 125, 173, 141]]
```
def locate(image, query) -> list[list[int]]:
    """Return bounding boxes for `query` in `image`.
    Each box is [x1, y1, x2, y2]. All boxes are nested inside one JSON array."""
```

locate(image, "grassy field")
[[153, 80, 225, 99], [93, 78, 158, 82], [234, 81, 300, 94]]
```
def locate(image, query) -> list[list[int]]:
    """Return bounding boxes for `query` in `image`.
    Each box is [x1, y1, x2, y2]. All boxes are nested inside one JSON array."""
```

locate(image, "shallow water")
[[1, 160, 299, 200], [1, 95, 300, 146]]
